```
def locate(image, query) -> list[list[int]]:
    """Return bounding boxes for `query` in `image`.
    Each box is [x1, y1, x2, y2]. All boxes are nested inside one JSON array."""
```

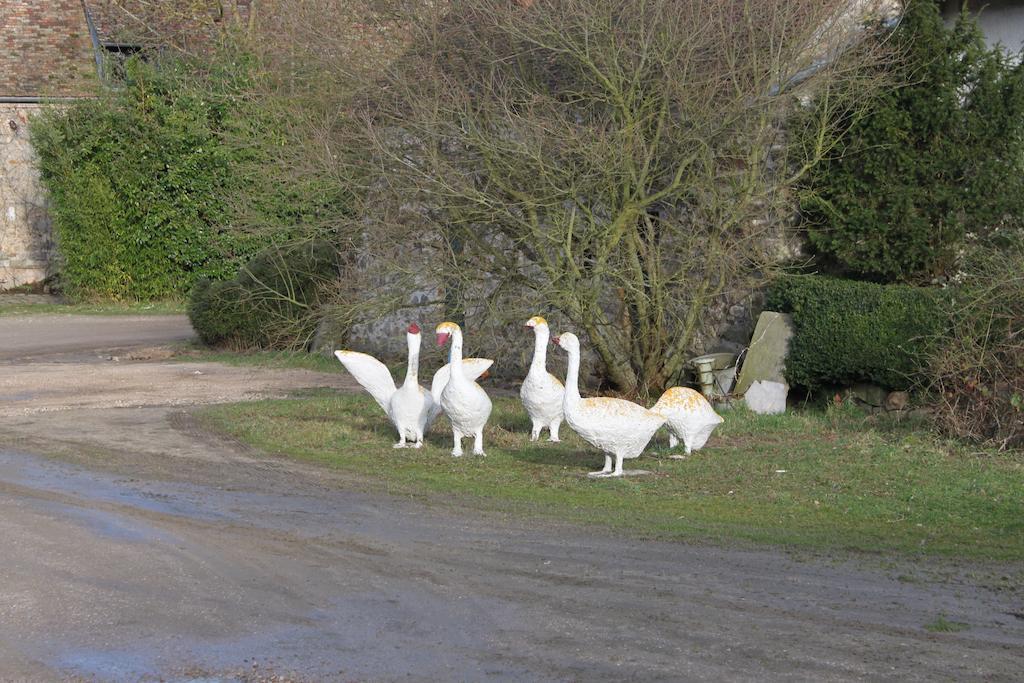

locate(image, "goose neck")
[[529, 326, 549, 373], [404, 333, 420, 387], [448, 327, 466, 380], [563, 346, 582, 409]]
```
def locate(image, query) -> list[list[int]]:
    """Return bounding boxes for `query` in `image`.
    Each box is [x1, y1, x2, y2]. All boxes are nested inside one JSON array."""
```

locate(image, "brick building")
[[1, 1, 92, 288], [0, 0, 251, 290]]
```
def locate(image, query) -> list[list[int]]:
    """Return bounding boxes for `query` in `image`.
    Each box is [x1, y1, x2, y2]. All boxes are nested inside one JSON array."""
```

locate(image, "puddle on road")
[[0, 449, 535, 682], [53, 589, 530, 682], [32, 497, 182, 544], [0, 449, 445, 544], [0, 391, 40, 401], [0, 450, 230, 523]]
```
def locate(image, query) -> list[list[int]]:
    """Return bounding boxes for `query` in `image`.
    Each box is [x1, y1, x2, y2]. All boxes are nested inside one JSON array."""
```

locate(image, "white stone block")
[[744, 380, 788, 415]]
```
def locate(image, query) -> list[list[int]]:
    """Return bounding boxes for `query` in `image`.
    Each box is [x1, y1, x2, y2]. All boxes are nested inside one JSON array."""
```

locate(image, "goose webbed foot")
[[588, 455, 613, 477], [611, 454, 624, 477]]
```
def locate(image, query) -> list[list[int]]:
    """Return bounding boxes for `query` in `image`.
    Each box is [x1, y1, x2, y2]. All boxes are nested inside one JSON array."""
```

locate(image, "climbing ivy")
[[31, 52, 347, 300]]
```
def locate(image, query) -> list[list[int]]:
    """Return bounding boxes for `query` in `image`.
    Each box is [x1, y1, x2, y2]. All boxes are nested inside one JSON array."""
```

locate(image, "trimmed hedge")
[[766, 275, 948, 390], [188, 241, 340, 349]]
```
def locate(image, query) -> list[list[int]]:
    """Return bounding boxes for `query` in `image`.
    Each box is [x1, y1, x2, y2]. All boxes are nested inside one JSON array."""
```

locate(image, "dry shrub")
[[85, 0, 253, 52], [349, 0, 894, 396], [188, 240, 342, 349], [930, 241, 1024, 449]]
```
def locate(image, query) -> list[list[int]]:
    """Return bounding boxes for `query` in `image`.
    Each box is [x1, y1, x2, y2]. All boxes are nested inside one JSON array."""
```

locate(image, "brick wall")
[[0, 0, 96, 97]]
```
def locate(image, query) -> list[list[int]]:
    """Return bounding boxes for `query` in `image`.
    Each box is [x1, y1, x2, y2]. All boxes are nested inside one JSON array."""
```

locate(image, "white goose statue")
[[435, 321, 493, 457], [652, 387, 723, 454], [554, 332, 664, 477], [520, 316, 564, 442], [334, 323, 493, 448], [553, 332, 723, 477]]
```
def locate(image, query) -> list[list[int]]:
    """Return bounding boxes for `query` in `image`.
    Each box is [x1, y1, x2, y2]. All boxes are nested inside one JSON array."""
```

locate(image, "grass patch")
[[196, 394, 1024, 560], [924, 615, 971, 633], [0, 299, 185, 317], [173, 345, 339, 372]]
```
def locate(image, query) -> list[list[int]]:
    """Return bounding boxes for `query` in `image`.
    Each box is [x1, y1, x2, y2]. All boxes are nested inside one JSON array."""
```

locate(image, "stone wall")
[[0, 104, 54, 290], [332, 273, 760, 391]]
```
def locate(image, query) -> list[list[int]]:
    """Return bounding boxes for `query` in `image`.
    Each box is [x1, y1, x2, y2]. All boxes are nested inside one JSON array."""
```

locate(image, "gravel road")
[[0, 315, 1021, 681]]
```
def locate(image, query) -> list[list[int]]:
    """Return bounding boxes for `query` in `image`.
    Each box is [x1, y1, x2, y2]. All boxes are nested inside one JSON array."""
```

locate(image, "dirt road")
[[0, 316, 1021, 681]]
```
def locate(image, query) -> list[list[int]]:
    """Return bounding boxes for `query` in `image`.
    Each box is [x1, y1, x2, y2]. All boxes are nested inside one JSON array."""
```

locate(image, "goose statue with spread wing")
[[334, 323, 493, 449]]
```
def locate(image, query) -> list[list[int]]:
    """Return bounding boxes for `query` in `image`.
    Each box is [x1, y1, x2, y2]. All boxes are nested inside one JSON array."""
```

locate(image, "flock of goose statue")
[[334, 316, 723, 477]]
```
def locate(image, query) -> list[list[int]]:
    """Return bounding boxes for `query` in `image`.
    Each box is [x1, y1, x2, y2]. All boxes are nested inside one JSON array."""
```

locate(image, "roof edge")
[[81, 0, 106, 81]]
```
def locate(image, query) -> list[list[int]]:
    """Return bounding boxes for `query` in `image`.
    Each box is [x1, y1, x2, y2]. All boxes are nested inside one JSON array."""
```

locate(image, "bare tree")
[[347, 0, 891, 396], [85, 0, 254, 52]]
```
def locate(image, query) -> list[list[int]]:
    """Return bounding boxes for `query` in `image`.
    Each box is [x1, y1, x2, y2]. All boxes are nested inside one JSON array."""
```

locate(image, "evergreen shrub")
[[799, 0, 1024, 282], [31, 53, 346, 300]]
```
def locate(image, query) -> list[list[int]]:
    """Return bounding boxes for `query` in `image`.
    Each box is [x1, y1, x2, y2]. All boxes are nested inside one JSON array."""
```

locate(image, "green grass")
[[924, 615, 971, 633], [174, 346, 411, 378], [0, 299, 185, 316], [196, 393, 1024, 560], [172, 346, 339, 372]]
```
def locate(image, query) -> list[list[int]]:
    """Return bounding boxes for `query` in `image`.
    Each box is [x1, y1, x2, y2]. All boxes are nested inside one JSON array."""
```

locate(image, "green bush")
[[799, 1, 1024, 282], [51, 165, 130, 297], [31, 52, 347, 301], [188, 280, 254, 347], [188, 241, 340, 349], [766, 275, 948, 390]]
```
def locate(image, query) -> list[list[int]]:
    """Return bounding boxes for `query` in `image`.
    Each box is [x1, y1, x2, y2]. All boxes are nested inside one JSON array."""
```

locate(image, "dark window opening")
[[101, 44, 145, 83]]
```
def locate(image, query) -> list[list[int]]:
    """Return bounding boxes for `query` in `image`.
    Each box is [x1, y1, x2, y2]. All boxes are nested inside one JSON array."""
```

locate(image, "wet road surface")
[[3, 444, 1023, 681]]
